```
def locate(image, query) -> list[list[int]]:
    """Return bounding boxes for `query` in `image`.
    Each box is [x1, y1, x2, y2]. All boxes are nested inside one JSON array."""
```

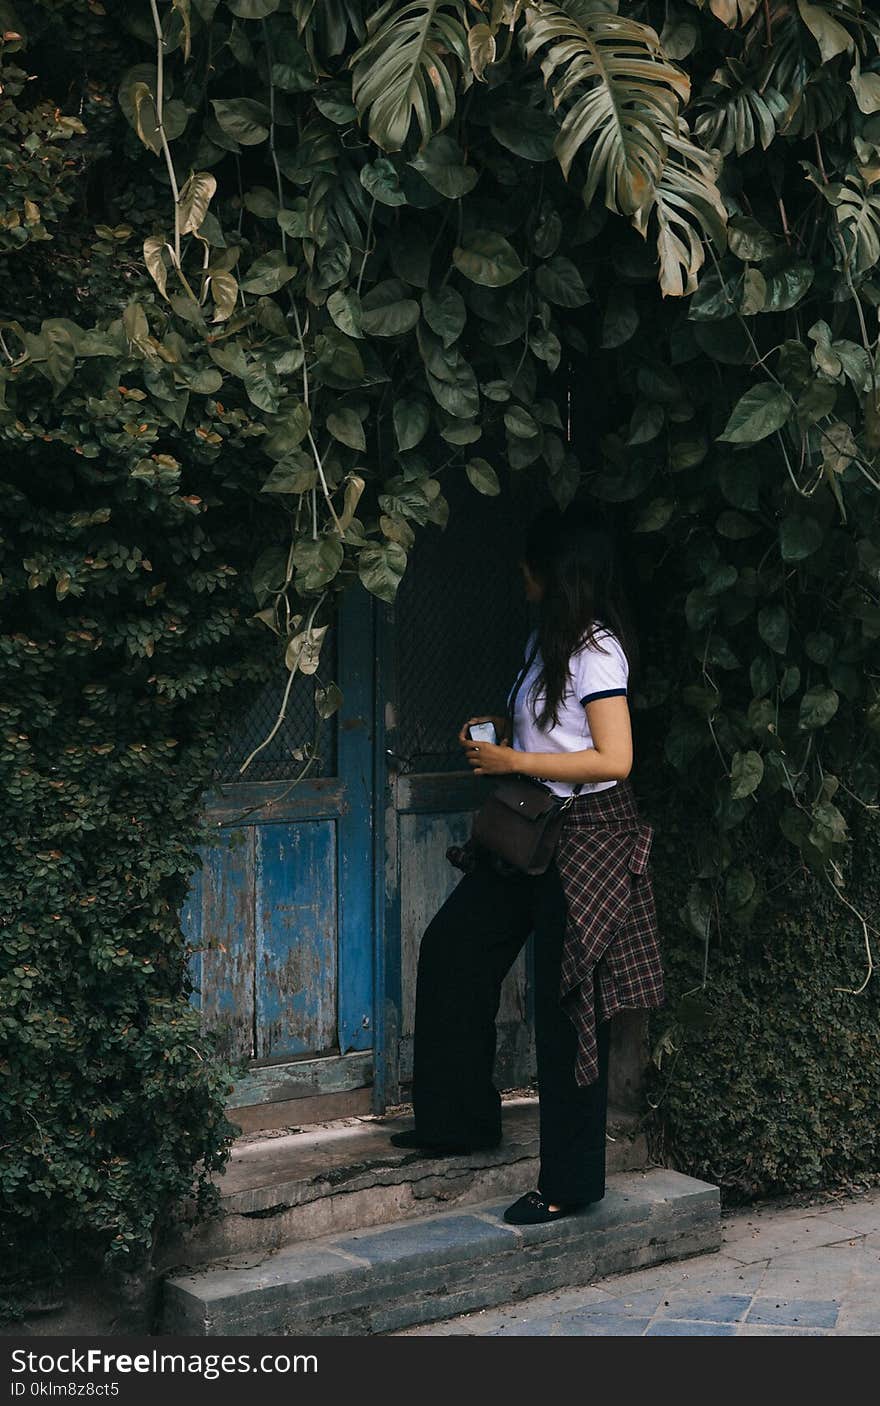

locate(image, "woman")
[[390, 505, 664, 1226]]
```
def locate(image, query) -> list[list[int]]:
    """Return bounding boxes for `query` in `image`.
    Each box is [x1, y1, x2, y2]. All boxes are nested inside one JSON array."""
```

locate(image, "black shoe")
[[389, 1129, 500, 1155], [503, 1190, 581, 1225]]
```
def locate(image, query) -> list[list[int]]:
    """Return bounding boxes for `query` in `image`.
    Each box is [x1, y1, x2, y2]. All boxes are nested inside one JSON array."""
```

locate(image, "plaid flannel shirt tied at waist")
[[556, 777, 665, 1087]]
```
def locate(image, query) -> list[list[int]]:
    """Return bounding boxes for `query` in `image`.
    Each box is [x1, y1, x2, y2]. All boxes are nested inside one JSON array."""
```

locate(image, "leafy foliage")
[[646, 786, 880, 1202]]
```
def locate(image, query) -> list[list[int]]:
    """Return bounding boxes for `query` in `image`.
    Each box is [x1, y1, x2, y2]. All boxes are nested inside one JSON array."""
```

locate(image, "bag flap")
[[490, 777, 558, 821]]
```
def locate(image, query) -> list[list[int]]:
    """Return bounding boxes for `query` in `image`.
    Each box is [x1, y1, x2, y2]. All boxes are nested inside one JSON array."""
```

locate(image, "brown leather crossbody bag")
[[470, 643, 582, 876]]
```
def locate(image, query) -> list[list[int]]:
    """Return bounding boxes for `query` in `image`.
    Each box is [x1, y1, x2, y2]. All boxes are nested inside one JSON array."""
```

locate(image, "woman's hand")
[[457, 715, 509, 746], [461, 736, 517, 776]]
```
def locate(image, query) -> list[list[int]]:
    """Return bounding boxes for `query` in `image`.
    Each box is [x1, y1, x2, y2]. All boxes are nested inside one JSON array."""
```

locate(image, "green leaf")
[[315, 329, 365, 382], [243, 359, 281, 412], [314, 84, 357, 124], [466, 458, 500, 495], [241, 251, 296, 294], [521, 6, 690, 214], [315, 682, 344, 719], [730, 749, 764, 800], [796, 0, 853, 62], [358, 541, 408, 602], [421, 287, 466, 347], [227, 0, 280, 16], [260, 452, 315, 494], [601, 287, 638, 348], [716, 510, 761, 539], [409, 135, 478, 197], [360, 158, 407, 207], [177, 171, 216, 235], [327, 288, 363, 339], [244, 187, 278, 219], [268, 28, 314, 92], [796, 379, 837, 426], [292, 536, 344, 594], [725, 864, 756, 910], [762, 260, 814, 313], [727, 216, 777, 262], [489, 104, 557, 162], [251, 545, 288, 603], [780, 515, 823, 562], [360, 280, 420, 337], [441, 419, 480, 445], [718, 384, 791, 443], [393, 397, 430, 452], [809, 799, 848, 850], [504, 405, 540, 439], [468, 20, 496, 78], [740, 268, 766, 316], [327, 408, 366, 451], [350, 0, 469, 151], [798, 685, 839, 731], [535, 256, 590, 308], [452, 231, 524, 287], [42, 321, 76, 393], [634, 498, 675, 532], [758, 605, 789, 654], [262, 404, 311, 458], [627, 402, 664, 445], [211, 98, 270, 145]]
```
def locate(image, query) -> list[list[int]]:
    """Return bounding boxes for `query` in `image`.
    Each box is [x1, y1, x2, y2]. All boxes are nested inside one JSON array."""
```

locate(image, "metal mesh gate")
[[212, 627, 338, 783], [395, 473, 547, 774]]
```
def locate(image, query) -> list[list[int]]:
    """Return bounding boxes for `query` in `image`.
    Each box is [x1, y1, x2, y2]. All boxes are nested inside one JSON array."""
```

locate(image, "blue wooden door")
[[182, 587, 377, 1127]]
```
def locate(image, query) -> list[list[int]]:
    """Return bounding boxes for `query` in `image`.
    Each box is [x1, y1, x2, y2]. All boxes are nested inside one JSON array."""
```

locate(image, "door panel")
[[255, 821, 338, 1061], [197, 827, 256, 1062]]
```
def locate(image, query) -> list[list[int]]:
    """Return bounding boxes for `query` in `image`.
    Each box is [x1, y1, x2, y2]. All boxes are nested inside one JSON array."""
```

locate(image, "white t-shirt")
[[509, 622, 629, 798]]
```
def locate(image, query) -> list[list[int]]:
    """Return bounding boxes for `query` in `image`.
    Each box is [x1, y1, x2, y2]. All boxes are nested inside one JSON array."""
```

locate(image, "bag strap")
[[507, 636, 584, 802], [505, 637, 540, 737]]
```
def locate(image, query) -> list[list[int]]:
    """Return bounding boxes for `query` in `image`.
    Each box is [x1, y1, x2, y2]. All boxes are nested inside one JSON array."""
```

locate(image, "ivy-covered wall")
[[644, 763, 880, 1203]]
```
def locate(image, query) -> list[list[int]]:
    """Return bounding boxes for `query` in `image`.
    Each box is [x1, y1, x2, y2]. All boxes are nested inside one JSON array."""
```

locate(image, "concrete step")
[[163, 1168, 721, 1336], [157, 1098, 649, 1271]]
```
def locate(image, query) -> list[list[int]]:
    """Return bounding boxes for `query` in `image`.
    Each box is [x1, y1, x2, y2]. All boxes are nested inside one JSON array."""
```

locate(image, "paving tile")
[[565, 1288, 666, 1319], [756, 1243, 861, 1299], [654, 1293, 752, 1323], [646, 1320, 738, 1336], [722, 1216, 857, 1264], [736, 1325, 835, 1337], [746, 1297, 840, 1329], [550, 1315, 652, 1337], [802, 1197, 880, 1238], [588, 1251, 744, 1298]]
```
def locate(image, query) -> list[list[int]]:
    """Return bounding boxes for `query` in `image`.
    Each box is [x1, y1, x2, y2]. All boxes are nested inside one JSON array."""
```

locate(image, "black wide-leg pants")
[[411, 855, 610, 1205]]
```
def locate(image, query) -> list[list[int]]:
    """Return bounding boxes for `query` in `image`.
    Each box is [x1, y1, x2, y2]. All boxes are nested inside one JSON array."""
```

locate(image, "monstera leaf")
[[350, 0, 469, 150], [520, 3, 690, 214], [633, 127, 728, 296]]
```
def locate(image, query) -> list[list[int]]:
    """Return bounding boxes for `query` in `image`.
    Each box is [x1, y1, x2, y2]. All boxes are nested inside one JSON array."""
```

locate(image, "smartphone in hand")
[[468, 721, 498, 745]]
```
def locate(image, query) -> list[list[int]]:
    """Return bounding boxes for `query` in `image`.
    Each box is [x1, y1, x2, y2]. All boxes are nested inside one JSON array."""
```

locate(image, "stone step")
[[163, 1168, 721, 1337], [157, 1098, 649, 1272]]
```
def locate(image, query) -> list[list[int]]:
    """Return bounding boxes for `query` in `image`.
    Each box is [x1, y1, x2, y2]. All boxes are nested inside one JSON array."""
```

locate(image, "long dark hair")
[[522, 504, 639, 730]]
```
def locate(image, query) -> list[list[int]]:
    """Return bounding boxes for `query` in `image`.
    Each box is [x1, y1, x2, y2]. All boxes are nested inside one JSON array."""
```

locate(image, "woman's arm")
[[463, 696, 633, 783]]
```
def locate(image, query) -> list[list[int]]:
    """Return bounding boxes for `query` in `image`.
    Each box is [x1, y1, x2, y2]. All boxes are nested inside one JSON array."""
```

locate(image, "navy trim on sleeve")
[[581, 688, 628, 706]]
